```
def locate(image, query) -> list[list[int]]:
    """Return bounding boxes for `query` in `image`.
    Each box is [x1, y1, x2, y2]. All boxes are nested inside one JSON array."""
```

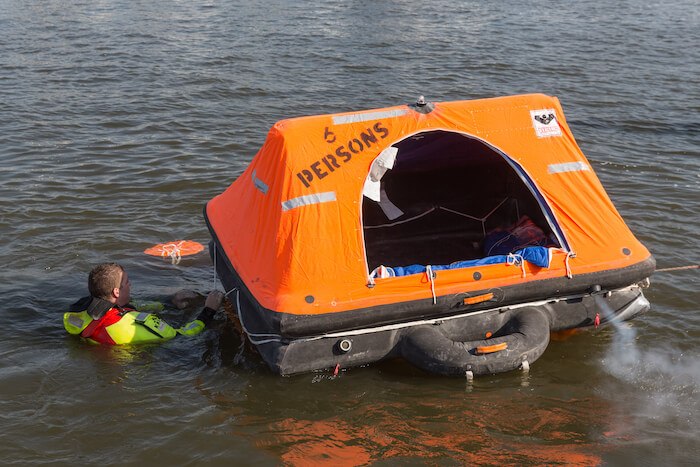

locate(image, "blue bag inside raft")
[[385, 246, 553, 277]]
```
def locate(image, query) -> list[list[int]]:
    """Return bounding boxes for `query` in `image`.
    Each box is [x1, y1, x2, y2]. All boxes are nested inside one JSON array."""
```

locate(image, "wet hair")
[[88, 263, 124, 300]]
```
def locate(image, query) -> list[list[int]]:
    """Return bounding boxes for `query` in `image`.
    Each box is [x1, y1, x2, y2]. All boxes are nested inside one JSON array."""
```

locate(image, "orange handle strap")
[[463, 292, 494, 305], [476, 342, 508, 354]]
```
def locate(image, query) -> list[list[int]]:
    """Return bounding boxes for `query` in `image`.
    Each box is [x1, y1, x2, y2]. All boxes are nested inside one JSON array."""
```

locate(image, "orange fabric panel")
[[206, 94, 651, 314]]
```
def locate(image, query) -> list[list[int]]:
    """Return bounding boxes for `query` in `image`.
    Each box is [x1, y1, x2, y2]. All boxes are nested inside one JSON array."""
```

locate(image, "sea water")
[[1, 0, 698, 464]]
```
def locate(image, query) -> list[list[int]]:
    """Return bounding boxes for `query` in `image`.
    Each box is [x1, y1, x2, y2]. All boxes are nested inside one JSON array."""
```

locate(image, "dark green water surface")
[[1, 1, 698, 465]]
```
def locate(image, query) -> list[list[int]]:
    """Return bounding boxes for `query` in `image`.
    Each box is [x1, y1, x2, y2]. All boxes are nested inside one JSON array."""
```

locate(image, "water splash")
[[595, 296, 700, 432], [596, 296, 699, 383]]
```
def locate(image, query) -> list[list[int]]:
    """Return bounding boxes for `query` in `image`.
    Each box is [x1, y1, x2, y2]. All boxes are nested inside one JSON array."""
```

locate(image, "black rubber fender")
[[400, 307, 551, 376]]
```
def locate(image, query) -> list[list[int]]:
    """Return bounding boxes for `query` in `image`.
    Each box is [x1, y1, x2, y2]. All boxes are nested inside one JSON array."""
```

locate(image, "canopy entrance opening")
[[362, 130, 562, 272]]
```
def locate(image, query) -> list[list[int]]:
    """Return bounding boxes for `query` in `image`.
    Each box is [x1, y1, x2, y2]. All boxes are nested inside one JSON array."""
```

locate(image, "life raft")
[[205, 93, 655, 377]]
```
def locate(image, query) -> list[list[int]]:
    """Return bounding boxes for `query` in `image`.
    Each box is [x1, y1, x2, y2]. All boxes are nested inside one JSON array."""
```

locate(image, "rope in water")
[[655, 265, 698, 273]]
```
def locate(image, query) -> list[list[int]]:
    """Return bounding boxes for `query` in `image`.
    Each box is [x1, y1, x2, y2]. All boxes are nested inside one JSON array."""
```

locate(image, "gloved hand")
[[197, 290, 225, 326], [171, 289, 202, 309], [204, 290, 224, 310]]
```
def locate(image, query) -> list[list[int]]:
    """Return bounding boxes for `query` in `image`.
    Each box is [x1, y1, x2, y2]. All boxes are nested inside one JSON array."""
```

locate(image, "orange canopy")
[[206, 94, 651, 315]]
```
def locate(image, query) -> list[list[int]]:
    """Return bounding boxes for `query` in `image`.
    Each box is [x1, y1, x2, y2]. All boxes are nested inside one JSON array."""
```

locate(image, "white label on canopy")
[[530, 109, 562, 138]]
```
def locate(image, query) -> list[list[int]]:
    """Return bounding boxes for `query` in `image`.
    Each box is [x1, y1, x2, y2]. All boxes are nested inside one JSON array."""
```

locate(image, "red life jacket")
[[80, 306, 135, 345]]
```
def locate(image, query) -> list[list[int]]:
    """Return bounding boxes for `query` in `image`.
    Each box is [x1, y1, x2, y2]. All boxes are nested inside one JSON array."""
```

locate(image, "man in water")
[[63, 262, 224, 344]]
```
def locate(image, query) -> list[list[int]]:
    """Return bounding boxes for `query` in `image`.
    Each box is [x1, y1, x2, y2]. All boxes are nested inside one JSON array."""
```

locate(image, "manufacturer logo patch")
[[530, 109, 562, 138]]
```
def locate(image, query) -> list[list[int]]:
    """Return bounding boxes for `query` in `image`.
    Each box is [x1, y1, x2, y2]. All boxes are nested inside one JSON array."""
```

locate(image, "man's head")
[[88, 263, 131, 306]]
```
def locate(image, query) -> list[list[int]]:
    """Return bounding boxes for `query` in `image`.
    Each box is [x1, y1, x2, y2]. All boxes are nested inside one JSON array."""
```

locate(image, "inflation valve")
[[409, 95, 435, 114], [337, 338, 352, 353]]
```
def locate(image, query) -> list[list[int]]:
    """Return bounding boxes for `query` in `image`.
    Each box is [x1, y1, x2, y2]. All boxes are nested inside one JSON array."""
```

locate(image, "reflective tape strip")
[[282, 192, 336, 212], [134, 312, 149, 323], [67, 314, 84, 328], [181, 321, 199, 332], [332, 109, 407, 125], [252, 170, 268, 194], [548, 162, 589, 174]]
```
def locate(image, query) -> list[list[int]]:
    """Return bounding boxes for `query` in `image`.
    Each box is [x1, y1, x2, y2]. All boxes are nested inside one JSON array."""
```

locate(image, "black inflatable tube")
[[400, 308, 551, 376]]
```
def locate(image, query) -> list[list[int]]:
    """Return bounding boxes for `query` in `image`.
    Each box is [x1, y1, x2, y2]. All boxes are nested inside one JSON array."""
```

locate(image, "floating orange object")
[[144, 240, 204, 264]]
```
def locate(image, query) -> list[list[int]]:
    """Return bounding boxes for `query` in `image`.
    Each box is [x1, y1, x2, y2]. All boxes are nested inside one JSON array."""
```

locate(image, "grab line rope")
[[161, 241, 184, 264], [506, 253, 527, 278], [212, 241, 218, 291], [426, 265, 436, 305], [655, 265, 698, 273]]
